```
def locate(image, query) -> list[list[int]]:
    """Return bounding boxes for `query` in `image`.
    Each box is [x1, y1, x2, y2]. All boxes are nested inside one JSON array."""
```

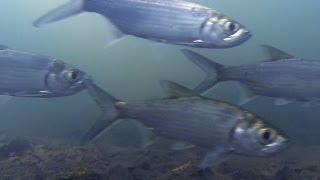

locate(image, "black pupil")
[[229, 23, 236, 32], [262, 131, 270, 140], [71, 71, 78, 80]]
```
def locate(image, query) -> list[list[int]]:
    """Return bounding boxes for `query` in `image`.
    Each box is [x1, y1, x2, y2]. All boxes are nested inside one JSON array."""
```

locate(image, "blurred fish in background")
[[182, 46, 320, 106]]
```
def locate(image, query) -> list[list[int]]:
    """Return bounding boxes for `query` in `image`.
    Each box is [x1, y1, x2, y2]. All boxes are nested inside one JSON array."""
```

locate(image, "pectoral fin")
[[198, 149, 231, 169], [105, 23, 126, 47]]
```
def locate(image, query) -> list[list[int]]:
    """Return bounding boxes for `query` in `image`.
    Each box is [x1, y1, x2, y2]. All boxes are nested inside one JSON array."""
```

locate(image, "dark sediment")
[[0, 136, 318, 180]]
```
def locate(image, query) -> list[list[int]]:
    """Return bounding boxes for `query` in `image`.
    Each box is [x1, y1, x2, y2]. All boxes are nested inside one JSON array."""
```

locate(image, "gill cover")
[[45, 60, 85, 94], [231, 114, 289, 156]]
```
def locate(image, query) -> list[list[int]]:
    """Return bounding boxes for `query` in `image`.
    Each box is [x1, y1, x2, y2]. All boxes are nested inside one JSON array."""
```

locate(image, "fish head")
[[45, 60, 90, 96], [200, 14, 251, 48], [230, 113, 289, 156]]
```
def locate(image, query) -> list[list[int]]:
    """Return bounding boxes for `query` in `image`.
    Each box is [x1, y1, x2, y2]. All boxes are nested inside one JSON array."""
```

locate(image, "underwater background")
[[0, 0, 319, 147]]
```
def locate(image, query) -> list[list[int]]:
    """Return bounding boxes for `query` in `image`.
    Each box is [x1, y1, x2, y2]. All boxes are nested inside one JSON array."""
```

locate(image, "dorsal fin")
[[261, 45, 295, 61], [0, 45, 9, 50], [159, 80, 195, 98]]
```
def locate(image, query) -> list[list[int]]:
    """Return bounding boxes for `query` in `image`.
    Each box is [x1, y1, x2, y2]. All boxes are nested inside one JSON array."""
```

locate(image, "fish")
[[0, 45, 90, 98], [181, 46, 320, 105], [81, 80, 289, 168], [33, 0, 251, 48]]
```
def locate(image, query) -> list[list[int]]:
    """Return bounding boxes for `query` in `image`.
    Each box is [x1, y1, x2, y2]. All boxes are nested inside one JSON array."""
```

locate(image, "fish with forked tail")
[[82, 80, 289, 168], [33, 0, 251, 48], [182, 46, 320, 106]]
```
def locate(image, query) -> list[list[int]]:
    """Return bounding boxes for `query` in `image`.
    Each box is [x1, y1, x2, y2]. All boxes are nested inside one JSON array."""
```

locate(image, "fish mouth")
[[261, 136, 290, 155], [223, 29, 252, 42]]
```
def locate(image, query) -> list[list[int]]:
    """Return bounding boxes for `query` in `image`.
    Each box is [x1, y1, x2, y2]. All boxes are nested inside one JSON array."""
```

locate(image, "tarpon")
[[33, 0, 251, 48], [82, 80, 289, 168], [0, 45, 90, 97], [182, 45, 320, 105]]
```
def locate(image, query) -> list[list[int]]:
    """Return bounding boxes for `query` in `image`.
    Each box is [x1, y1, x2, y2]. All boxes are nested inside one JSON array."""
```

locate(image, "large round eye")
[[67, 70, 79, 82], [224, 22, 239, 34], [258, 128, 276, 145]]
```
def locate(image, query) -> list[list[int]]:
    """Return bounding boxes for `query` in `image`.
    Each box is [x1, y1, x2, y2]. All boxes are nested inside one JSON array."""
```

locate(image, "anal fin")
[[235, 82, 257, 105]]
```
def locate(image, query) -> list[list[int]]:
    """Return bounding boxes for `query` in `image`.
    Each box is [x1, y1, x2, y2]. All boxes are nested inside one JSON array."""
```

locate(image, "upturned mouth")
[[223, 29, 252, 42]]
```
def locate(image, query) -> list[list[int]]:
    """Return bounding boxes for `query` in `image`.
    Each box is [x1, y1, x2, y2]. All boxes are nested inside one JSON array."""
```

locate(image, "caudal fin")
[[81, 82, 120, 143], [181, 49, 223, 94], [33, 0, 85, 27]]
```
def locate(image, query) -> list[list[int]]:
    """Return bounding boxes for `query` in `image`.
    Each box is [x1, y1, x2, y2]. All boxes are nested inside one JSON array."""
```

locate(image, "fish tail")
[[33, 0, 85, 27], [81, 81, 121, 143], [181, 49, 223, 94]]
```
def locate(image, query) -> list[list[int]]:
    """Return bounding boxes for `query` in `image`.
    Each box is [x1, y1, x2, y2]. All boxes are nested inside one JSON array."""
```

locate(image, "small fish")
[[182, 46, 320, 105], [82, 80, 289, 168], [0, 45, 90, 98], [33, 0, 251, 48]]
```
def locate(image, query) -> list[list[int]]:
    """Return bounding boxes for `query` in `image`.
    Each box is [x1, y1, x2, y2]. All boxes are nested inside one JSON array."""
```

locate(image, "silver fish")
[[182, 46, 320, 105], [33, 0, 251, 48], [0, 45, 89, 97], [82, 80, 289, 168]]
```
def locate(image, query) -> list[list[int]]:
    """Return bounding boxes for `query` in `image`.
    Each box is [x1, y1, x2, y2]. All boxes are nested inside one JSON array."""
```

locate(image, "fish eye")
[[67, 70, 79, 81], [225, 22, 238, 34], [258, 128, 276, 145]]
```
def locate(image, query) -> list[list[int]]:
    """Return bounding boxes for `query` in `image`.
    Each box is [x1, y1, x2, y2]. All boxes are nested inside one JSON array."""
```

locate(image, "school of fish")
[[4, 0, 319, 169]]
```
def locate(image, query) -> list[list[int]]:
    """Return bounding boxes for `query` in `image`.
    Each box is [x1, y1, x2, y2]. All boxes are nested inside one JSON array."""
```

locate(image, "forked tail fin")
[[181, 49, 224, 94], [81, 81, 120, 143]]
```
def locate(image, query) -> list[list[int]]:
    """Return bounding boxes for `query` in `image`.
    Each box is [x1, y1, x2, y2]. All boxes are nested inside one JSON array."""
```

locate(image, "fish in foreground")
[[0, 45, 90, 98], [182, 45, 320, 106], [82, 80, 289, 168], [33, 0, 251, 48]]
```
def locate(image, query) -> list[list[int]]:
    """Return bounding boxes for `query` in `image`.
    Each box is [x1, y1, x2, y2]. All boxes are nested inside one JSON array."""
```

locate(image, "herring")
[[182, 46, 320, 105], [82, 80, 289, 168], [33, 0, 251, 48]]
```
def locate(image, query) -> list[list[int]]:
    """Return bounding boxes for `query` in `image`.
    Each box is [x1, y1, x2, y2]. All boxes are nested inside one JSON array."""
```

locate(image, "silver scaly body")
[[82, 81, 289, 168], [182, 45, 320, 105], [34, 0, 251, 48], [117, 97, 244, 149], [221, 59, 320, 101]]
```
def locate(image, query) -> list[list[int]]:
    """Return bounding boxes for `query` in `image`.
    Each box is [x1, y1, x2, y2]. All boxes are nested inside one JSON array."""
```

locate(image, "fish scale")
[[117, 97, 246, 148], [87, 0, 210, 40]]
